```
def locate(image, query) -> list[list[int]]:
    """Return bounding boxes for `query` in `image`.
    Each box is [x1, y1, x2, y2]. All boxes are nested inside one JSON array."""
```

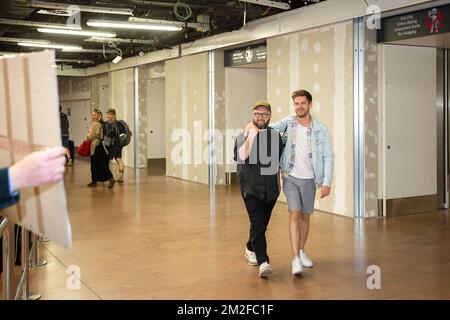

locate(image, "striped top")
[[233, 127, 282, 201]]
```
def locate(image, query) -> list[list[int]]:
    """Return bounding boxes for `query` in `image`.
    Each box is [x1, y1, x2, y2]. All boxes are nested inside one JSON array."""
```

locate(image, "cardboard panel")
[[0, 51, 72, 248]]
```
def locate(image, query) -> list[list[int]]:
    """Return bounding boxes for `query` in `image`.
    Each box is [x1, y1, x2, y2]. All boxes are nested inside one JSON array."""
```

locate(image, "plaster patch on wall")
[[276, 88, 281, 96], [313, 63, 319, 74], [277, 66, 282, 76], [315, 101, 321, 112], [301, 38, 309, 52], [313, 82, 321, 93], [366, 170, 375, 179], [314, 42, 322, 54], [276, 49, 283, 56], [364, 28, 379, 218]]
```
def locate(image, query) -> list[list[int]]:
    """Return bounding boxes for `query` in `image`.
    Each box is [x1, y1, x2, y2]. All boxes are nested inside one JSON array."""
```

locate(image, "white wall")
[[109, 68, 135, 168], [61, 100, 90, 147], [382, 44, 437, 199], [58, 76, 92, 147], [225, 67, 267, 173], [165, 53, 209, 184], [147, 78, 166, 159]]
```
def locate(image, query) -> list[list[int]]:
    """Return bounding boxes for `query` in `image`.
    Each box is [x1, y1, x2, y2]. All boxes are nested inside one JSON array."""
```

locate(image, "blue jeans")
[[61, 135, 69, 148]]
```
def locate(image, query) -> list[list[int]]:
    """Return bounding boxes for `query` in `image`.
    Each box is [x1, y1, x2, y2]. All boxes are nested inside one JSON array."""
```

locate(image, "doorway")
[[225, 63, 267, 184], [146, 77, 166, 176]]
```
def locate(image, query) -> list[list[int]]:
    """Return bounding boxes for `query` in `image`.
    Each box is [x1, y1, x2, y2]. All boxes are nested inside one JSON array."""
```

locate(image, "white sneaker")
[[245, 248, 258, 266], [259, 262, 273, 278], [300, 250, 314, 268], [292, 256, 303, 275]]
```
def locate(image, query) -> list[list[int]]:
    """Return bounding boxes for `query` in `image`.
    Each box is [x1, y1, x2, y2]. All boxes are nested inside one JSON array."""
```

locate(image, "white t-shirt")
[[290, 123, 315, 179]]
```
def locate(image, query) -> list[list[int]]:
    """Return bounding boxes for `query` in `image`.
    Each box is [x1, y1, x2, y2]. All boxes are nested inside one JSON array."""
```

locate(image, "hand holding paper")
[[9, 146, 66, 191]]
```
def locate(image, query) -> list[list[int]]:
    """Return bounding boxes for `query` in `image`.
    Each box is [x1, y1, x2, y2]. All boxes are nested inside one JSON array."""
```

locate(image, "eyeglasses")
[[253, 112, 271, 118]]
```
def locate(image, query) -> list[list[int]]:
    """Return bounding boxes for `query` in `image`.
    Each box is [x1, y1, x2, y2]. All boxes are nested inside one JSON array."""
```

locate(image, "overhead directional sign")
[[224, 43, 267, 67], [378, 4, 450, 43]]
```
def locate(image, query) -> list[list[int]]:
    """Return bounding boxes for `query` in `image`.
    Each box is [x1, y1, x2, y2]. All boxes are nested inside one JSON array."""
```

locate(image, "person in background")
[[105, 108, 125, 183], [60, 105, 72, 167], [86, 109, 115, 189]]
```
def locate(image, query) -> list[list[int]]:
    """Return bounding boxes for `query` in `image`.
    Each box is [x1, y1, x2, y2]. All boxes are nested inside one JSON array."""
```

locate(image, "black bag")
[[117, 120, 132, 147]]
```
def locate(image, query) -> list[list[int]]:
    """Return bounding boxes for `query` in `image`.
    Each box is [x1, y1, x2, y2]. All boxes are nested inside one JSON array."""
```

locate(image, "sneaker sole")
[[259, 267, 273, 278], [244, 253, 258, 266], [292, 268, 303, 275]]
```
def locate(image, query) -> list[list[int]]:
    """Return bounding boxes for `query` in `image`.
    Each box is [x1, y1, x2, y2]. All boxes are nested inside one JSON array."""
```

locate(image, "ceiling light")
[[18, 42, 82, 52], [30, 1, 133, 16], [87, 20, 182, 32], [76, 48, 117, 54], [0, 37, 50, 44], [55, 58, 95, 64], [238, 0, 291, 10], [37, 28, 116, 38], [85, 37, 153, 44], [128, 17, 203, 29], [37, 9, 73, 16], [0, 18, 81, 30]]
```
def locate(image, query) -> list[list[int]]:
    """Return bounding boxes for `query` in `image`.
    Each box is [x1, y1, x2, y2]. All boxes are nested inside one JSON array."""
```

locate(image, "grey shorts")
[[282, 175, 316, 214]]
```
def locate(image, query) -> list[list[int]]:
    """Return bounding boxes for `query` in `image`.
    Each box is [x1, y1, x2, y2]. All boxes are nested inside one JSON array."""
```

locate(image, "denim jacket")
[[269, 115, 333, 187]]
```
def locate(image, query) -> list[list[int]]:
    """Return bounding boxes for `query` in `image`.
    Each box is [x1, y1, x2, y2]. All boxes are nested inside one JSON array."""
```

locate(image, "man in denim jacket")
[[269, 89, 333, 275]]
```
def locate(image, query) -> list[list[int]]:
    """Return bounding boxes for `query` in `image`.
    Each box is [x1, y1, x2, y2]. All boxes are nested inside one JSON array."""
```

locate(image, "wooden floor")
[[5, 160, 450, 299]]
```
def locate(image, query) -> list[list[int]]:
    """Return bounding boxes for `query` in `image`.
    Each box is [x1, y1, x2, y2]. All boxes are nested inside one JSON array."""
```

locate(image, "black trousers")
[[242, 192, 277, 265], [90, 144, 113, 182]]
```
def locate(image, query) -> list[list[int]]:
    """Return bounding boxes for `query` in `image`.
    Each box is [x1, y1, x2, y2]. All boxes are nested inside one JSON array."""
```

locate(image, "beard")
[[253, 119, 268, 129], [296, 109, 309, 118]]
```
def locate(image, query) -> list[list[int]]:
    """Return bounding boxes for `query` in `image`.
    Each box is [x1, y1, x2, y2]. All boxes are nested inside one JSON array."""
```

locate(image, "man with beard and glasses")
[[233, 101, 282, 278], [270, 89, 333, 276]]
